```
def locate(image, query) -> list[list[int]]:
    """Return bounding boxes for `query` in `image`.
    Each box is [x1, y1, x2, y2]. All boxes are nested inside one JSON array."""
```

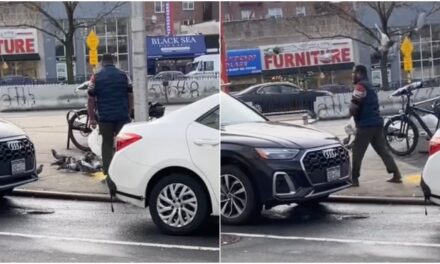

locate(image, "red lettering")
[[341, 48, 350, 62], [295, 52, 305, 66], [310, 51, 319, 65], [332, 49, 341, 63], [4, 40, 13, 53], [15, 39, 25, 53], [264, 55, 273, 69], [285, 53, 294, 68], [0, 40, 3, 54], [306, 52, 311, 65], [25, 39, 35, 53], [273, 55, 283, 68]]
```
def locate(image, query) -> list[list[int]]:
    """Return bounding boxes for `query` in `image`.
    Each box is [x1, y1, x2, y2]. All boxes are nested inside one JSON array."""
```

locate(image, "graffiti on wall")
[[147, 75, 219, 104], [314, 86, 440, 119], [0, 86, 37, 108]]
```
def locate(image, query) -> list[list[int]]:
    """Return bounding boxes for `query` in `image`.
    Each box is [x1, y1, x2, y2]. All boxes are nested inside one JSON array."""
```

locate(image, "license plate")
[[11, 159, 26, 175], [327, 166, 341, 182]]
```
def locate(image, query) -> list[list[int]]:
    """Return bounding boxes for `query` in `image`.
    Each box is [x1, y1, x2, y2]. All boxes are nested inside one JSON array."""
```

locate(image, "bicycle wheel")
[[383, 115, 418, 156], [68, 109, 91, 152]]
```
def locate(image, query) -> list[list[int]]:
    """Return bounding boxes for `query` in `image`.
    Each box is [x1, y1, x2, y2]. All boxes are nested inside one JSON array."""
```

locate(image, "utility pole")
[[131, 2, 148, 122]]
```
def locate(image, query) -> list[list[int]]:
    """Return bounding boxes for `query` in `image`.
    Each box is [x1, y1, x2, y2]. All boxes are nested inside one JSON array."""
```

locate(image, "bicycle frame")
[[400, 93, 440, 139]]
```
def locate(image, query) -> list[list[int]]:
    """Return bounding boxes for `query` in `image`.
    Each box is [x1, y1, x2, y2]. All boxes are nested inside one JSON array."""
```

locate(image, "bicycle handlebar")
[[390, 81, 423, 97]]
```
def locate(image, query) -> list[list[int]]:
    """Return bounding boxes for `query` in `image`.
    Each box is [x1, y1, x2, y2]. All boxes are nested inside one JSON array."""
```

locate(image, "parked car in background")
[[152, 71, 185, 81], [109, 94, 219, 235], [421, 129, 440, 205], [221, 92, 351, 224], [319, 84, 352, 94], [231, 82, 331, 114], [0, 119, 38, 197]]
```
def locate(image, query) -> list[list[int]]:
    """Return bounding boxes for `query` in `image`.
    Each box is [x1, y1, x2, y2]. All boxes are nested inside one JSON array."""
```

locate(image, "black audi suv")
[[221, 92, 351, 224], [0, 119, 38, 197]]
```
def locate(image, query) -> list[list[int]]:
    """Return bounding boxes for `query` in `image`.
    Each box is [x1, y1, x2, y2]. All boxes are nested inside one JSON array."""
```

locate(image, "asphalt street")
[[0, 196, 219, 262], [221, 202, 440, 262]]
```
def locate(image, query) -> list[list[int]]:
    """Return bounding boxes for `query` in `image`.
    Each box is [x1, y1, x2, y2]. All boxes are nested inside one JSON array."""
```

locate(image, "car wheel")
[[221, 165, 261, 225], [296, 195, 329, 206], [149, 174, 209, 235]]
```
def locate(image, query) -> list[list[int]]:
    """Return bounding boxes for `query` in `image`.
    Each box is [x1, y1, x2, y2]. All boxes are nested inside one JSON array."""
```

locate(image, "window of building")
[[154, 2, 164, 13], [182, 1, 194, 11], [183, 19, 195, 26], [296, 6, 306, 17], [268, 7, 283, 18], [85, 17, 130, 76], [225, 13, 231, 21], [241, 10, 252, 20]]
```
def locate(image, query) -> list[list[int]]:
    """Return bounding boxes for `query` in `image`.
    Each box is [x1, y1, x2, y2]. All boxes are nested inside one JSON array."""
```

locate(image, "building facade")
[[223, 2, 440, 90], [0, 3, 46, 79]]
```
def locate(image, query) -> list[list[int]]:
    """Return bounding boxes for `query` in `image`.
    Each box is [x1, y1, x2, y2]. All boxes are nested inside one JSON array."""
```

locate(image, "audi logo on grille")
[[7, 141, 23, 151], [322, 149, 337, 159]]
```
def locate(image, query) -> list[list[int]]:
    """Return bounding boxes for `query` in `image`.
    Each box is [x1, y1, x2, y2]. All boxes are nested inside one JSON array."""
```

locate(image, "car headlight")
[[255, 148, 300, 160]]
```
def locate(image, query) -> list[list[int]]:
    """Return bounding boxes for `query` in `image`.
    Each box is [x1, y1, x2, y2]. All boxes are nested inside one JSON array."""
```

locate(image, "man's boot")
[[351, 177, 359, 187], [387, 171, 402, 183]]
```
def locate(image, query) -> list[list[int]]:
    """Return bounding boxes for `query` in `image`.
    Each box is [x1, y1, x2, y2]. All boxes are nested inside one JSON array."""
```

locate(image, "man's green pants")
[[98, 121, 127, 175]]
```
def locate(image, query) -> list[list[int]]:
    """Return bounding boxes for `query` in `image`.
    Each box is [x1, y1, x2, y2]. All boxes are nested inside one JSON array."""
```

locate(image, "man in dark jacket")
[[350, 65, 401, 187], [87, 54, 133, 176]]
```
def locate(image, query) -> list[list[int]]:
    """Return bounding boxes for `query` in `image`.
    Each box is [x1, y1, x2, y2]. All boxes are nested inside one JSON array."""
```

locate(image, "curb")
[[11, 189, 118, 203], [328, 195, 428, 205]]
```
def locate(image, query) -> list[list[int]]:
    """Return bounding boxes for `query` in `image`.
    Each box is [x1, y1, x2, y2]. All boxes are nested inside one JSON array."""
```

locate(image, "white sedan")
[[422, 129, 440, 205], [108, 94, 219, 235]]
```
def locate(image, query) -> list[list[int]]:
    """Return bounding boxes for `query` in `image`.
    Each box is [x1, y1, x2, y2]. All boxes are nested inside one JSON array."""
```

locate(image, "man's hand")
[[89, 119, 97, 129]]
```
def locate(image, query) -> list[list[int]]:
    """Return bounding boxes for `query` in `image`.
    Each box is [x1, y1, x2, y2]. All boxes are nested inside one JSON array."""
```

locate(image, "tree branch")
[[74, 2, 126, 28], [22, 2, 66, 35]]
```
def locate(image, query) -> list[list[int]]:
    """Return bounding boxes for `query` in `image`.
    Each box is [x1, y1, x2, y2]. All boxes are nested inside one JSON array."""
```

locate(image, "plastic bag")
[[88, 128, 102, 157]]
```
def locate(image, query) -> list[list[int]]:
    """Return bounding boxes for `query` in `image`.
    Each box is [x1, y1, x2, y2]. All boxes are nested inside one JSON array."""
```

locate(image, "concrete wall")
[[0, 84, 86, 112], [148, 75, 219, 104], [0, 76, 220, 111], [315, 86, 440, 120]]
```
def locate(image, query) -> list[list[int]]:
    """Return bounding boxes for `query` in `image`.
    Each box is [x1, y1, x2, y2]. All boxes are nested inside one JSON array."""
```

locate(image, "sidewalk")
[[4, 110, 109, 195], [279, 117, 426, 199]]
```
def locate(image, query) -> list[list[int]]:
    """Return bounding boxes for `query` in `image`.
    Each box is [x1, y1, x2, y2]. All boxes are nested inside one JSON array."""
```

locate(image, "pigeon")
[[36, 164, 44, 175]]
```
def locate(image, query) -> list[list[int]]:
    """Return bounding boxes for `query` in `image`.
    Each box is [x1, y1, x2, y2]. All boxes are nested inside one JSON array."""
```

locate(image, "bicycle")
[[67, 81, 166, 152], [383, 81, 440, 156]]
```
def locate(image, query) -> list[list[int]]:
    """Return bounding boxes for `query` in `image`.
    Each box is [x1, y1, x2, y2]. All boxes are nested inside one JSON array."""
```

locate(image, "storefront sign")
[[164, 2, 174, 35], [0, 28, 38, 55], [261, 39, 354, 71], [146, 35, 206, 58], [227, 49, 262, 76]]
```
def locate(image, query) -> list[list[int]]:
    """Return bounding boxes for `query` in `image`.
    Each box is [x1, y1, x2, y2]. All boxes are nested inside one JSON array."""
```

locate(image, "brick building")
[[145, 1, 219, 35]]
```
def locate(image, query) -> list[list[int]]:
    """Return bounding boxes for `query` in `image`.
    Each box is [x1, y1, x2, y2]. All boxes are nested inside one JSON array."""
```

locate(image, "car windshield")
[[234, 84, 260, 95], [190, 62, 199, 72], [221, 93, 266, 126]]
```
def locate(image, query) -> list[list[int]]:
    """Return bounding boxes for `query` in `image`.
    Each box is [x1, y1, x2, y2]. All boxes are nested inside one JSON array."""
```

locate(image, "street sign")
[[86, 31, 99, 50], [400, 36, 413, 55], [403, 56, 413, 72], [89, 49, 98, 65]]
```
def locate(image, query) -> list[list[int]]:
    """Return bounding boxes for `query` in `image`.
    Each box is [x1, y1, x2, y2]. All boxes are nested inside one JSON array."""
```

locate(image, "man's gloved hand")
[[89, 119, 97, 129]]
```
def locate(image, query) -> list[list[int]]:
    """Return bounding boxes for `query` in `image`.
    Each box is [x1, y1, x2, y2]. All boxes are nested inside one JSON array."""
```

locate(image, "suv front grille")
[[0, 137, 35, 176], [302, 146, 350, 185]]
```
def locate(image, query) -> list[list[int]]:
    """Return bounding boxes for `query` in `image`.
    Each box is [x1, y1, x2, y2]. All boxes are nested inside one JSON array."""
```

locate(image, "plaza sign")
[[0, 28, 38, 55], [261, 39, 354, 70], [227, 49, 262, 76]]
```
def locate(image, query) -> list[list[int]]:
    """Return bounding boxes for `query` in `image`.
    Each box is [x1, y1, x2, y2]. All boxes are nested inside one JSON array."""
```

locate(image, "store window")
[[182, 1, 194, 11], [154, 2, 164, 13]]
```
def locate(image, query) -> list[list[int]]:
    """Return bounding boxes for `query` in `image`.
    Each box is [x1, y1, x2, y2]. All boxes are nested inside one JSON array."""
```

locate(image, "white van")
[[186, 54, 219, 76]]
